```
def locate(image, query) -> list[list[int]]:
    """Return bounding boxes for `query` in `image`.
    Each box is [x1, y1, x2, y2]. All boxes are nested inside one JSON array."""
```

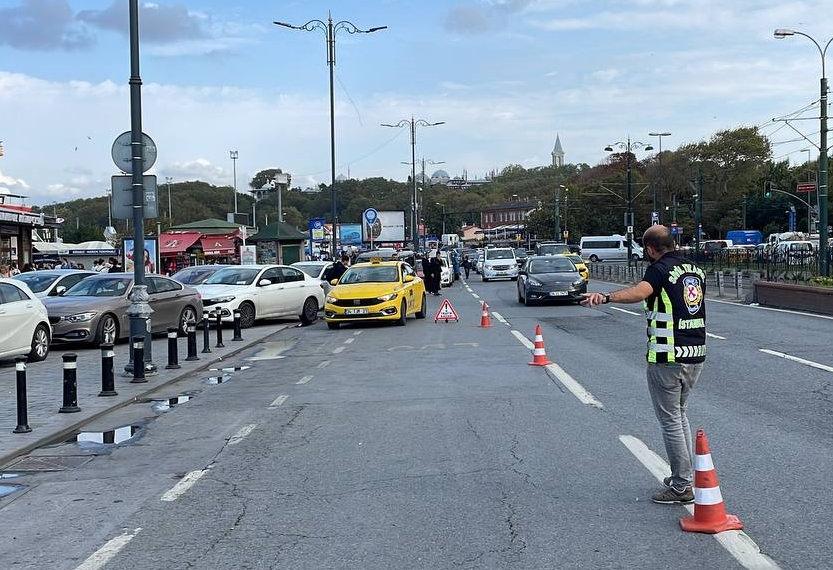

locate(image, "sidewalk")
[[0, 321, 291, 466]]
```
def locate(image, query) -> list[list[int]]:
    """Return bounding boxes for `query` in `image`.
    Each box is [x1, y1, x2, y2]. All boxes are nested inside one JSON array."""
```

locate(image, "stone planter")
[[753, 281, 833, 316]]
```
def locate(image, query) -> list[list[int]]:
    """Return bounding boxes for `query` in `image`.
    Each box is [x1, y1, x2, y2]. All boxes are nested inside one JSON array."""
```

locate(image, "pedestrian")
[[428, 251, 442, 295], [0, 264, 9, 278], [108, 257, 123, 273], [325, 254, 349, 283], [9, 262, 20, 276], [451, 250, 461, 281], [21, 263, 32, 273], [582, 225, 706, 505], [462, 254, 471, 279]]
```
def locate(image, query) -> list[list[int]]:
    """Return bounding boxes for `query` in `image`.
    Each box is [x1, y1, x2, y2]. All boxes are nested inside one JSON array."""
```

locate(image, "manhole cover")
[[4, 455, 94, 472]]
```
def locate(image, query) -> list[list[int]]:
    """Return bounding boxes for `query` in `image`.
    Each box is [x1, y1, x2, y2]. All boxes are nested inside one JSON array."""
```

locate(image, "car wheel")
[[517, 287, 523, 303], [589, 255, 599, 262], [179, 305, 197, 335], [300, 297, 319, 325], [96, 314, 119, 345], [415, 293, 427, 319], [396, 301, 407, 326], [238, 302, 256, 328], [28, 324, 50, 362], [523, 288, 530, 306], [327, 322, 340, 330], [482, 276, 489, 282]]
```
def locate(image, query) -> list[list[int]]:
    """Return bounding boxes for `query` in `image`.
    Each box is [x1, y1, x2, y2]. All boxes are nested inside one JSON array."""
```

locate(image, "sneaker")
[[651, 486, 694, 505], [662, 476, 672, 488]]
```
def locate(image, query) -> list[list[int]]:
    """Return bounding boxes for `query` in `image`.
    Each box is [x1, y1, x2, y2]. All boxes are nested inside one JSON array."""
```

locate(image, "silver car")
[[44, 273, 203, 344]]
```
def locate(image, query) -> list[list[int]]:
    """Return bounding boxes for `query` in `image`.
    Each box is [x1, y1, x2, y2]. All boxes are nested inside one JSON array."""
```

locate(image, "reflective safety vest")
[[644, 256, 707, 364]]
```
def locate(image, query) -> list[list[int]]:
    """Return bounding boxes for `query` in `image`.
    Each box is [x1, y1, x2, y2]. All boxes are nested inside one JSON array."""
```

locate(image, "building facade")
[[480, 201, 538, 230]]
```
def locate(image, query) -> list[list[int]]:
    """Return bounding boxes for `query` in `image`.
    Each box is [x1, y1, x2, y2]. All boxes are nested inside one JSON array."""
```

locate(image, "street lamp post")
[[229, 150, 239, 217], [275, 15, 386, 259], [648, 132, 672, 223], [436, 202, 446, 235], [382, 118, 444, 250], [775, 28, 832, 275], [165, 176, 173, 221], [605, 137, 653, 266]]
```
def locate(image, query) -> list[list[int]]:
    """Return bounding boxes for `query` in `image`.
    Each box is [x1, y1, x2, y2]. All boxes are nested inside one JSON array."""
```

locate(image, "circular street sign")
[[111, 131, 157, 174], [364, 208, 379, 225]]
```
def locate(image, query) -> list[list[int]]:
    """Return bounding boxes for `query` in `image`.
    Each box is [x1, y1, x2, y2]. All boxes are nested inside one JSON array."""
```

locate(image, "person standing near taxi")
[[582, 225, 706, 505], [325, 254, 350, 283]]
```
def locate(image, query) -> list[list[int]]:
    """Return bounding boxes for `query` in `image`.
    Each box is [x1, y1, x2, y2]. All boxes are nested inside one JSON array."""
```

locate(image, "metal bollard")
[[734, 271, 742, 299], [166, 327, 180, 370], [186, 319, 199, 361], [130, 337, 147, 384], [717, 271, 725, 297], [202, 310, 212, 354], [13, 357, 31, 433], [59, 353, 81, 413], [215, 310, 225, 348], [232, 309, 243, 341], [98, 343, 117, 397]]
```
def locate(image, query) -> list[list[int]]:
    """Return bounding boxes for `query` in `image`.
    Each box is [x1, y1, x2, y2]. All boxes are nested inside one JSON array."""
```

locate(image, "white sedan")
[[292, 261, 333, 293], [0, 278, 51, 361], [196, 265, 325, 328]]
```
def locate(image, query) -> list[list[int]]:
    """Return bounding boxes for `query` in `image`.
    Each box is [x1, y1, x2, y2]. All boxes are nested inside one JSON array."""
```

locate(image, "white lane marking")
[[511, 330, 534, 350], [332, 346, 345, 354], [353, 330, 363, 336], [546, 363, 605, 409], [491, 311, 509, 325], [161, 470, 208, 502], [706, 333, 727, 340], [317, 360, 330, 369], [75, 528, 142, 570], [268, 395, 289, 409], [609, 306, 641, 316], [619, 435, 780, 570], [471, 293, 481, 299], [296, 376, 313, 385], [228, 423, 256, 445], [343, 337, 355, 344], [708, 298, 833, 321], [759, 349, 833, 374]]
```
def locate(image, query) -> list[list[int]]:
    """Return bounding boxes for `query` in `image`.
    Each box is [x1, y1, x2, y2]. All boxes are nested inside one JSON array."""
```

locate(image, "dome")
[[432, 169, 449, 179]]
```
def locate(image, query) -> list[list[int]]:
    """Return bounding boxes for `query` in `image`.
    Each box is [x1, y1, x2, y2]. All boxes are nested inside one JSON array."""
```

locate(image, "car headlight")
[[527, 277, 543, 286], [211, 296, 236, 304], [326, 296, 338, 304], [63, 312, 97, 323], [377, 293, 398, 302], [573, 279, 585, 287]]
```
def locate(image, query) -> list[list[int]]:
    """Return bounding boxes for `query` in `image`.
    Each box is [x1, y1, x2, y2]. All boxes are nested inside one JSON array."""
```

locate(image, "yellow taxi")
[[324, 259, 427, 329], [559, 253, 589, 282]]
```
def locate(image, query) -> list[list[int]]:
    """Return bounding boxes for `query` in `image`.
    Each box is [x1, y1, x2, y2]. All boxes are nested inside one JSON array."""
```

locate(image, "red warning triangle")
[[433, 299, 460, 323]]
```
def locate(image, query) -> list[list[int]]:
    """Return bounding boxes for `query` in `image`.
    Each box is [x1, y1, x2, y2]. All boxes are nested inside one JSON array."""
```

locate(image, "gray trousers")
[[647, 362, 704, 492]]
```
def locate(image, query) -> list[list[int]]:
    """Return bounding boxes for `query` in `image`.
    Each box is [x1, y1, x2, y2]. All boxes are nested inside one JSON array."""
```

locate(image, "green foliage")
[[809, 276, 833, 288]]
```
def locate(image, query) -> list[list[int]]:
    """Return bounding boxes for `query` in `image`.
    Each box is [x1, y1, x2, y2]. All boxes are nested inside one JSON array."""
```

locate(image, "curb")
[[0, 326, 287, 469]]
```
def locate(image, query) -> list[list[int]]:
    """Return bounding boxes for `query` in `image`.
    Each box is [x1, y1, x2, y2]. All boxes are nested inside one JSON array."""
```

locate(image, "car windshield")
[[205, 268, 261, 286], [529, 258, 576, 273], [538, 244, 569, 255], [172, 267, 219, 284], [486, 249, 514, 260], [294, 264, 326, 278], [65, 277, 131, 297], [566, 254, 583, 264], [339, 266, 399, 284], [13, 272, 59, 293]]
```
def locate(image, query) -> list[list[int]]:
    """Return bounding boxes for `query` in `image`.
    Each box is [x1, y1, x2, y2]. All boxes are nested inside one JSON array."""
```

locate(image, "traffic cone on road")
[[680, 429, 743, 534], [479, 301, 492, 328], [528, 324, 552, 366]]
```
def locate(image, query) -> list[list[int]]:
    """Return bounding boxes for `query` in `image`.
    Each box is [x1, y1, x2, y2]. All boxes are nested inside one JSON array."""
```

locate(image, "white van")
[[579, 235, 643, 262]]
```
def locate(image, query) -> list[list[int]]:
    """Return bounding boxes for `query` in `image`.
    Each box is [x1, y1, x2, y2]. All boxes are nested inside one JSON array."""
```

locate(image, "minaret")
[[551, 134, 565, 167]]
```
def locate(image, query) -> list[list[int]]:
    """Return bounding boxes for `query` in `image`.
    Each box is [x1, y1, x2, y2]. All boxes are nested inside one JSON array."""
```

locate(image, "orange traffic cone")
[[479, 301, 492, 328], [528, 324, 552, 366], [680, 429, 743, 534]]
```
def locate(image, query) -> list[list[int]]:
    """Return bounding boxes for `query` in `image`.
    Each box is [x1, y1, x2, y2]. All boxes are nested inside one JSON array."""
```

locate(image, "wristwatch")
[[602, 293, 611, 304]]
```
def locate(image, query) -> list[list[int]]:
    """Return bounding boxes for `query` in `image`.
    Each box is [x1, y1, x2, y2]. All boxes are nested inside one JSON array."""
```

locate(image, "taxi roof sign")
[[370, 257, 382, 263], [433, 299, 460, 323]]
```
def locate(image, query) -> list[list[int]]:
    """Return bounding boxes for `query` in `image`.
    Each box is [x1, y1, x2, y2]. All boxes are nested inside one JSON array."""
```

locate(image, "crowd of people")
[[0, 257, 125, 277]]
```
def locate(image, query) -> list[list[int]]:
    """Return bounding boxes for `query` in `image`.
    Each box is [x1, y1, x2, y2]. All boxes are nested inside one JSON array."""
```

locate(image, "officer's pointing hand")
[[581, 292, 606, 307]]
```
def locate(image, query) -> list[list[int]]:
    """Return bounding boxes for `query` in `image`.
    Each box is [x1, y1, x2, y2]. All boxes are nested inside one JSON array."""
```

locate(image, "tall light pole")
[[556, 184, 568, 241], [775, 28, 832, 275], [435, 202, 446, 235], [165, 176, 173, 221], [229, 150, 238, 218], [275, 15, 386, 259], [648, 132, 671, 223], [605, 137, 654, 266], [382, 117, 444, 250], [404, 158, 444, 245]]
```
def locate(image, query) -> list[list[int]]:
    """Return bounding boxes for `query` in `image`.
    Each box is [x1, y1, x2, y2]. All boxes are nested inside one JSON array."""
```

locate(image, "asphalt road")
[[1, 275, 830, 569]]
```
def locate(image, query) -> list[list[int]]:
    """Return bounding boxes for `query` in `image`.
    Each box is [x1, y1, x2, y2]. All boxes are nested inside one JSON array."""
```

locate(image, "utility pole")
[[695, 167, 704, 262], [165, 176, 173, 221], [605, 137, 653, 267], [554, 185, 564, 240], [649, 132, 671, 223], [229, 150, 239, 218]]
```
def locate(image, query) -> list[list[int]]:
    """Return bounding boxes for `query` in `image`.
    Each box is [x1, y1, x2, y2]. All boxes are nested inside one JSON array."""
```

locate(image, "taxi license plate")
[[344, 308, 368, 315], [549, 291, 568, 296]]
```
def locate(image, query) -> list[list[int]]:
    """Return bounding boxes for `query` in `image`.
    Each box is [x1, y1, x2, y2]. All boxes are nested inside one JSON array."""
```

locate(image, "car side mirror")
[[55, 285, 67, 296], [258, 279, 272, 287], [330, 279, 339, 286], [404, 275, 415, 283]]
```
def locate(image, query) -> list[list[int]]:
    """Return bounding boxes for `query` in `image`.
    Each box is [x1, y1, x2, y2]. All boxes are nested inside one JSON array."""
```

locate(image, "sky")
[[1, 0, 832, 206]]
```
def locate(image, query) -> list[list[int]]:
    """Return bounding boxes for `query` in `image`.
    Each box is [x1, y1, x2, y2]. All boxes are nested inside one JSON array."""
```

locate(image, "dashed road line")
[[268, 395, 289, 409], [353, 330, 363, 336], [296, 375, 313, 385], [317, 360, 331, 369], [609, 306, 641, 316], [511, 329, 534, 350], [709, 298, 833, 321], [707, 333, 727, 340], [491, 311, 509, 325], [619, 435, 780, 570], [75, 528, 142, 570], [332, 346, 346, 354], [471, 293, 481, 299], [759, 349, 833, 374], [344, 337, 355, 344], [161, 470, 208, 502], [228, 423, 257, 445]]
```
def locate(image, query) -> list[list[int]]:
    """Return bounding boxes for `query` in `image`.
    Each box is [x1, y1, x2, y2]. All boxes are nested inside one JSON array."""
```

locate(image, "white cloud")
[[161, 158, 228, 185]]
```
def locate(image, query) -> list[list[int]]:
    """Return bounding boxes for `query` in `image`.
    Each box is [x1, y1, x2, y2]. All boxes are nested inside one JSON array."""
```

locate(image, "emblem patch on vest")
[[683, 276, 703, 315]]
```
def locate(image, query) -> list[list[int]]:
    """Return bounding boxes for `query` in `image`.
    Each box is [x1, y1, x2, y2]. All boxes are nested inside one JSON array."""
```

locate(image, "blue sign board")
[[364, 208, 379, 225]]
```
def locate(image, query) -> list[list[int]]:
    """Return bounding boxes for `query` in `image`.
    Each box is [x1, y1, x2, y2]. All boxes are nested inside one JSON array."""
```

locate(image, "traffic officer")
[[582, 225, 706, 505]]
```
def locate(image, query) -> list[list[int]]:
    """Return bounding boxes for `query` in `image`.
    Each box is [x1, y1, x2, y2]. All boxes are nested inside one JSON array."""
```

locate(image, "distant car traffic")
[[324, 259, 426, 329], [12, 269, 96, 299], [535, 242, 570, 256], [196, 265, 324, 328], [517, 256, 586, 305], [580, 235, 643, 262], [44, 273, 202, 344], [171, 265, 228, 285], [0, 279, 51, 361], [481, 248, 518, 282], [514, 248, 528, 267], [561, 254, 589, 282], [439, 256, 453, 287]]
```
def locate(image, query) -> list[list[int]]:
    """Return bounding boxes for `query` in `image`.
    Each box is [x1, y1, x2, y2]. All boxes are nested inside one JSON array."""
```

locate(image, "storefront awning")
[[200, 236, 236, 256], [161, 232, 202, 255]]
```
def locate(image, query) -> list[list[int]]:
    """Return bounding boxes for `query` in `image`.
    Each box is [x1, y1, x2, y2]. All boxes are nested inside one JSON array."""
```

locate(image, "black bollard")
[[98, 343, 117, 397], [130, 337, 147, 384], [59, 353, 81, 413], [215, 310, 225, 348], [202, 310, 212, 354], [13, 357, 31, 433], [232, 308, 243, 341], [185, 319, 199, 361], [166, 327, 180, 370]]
